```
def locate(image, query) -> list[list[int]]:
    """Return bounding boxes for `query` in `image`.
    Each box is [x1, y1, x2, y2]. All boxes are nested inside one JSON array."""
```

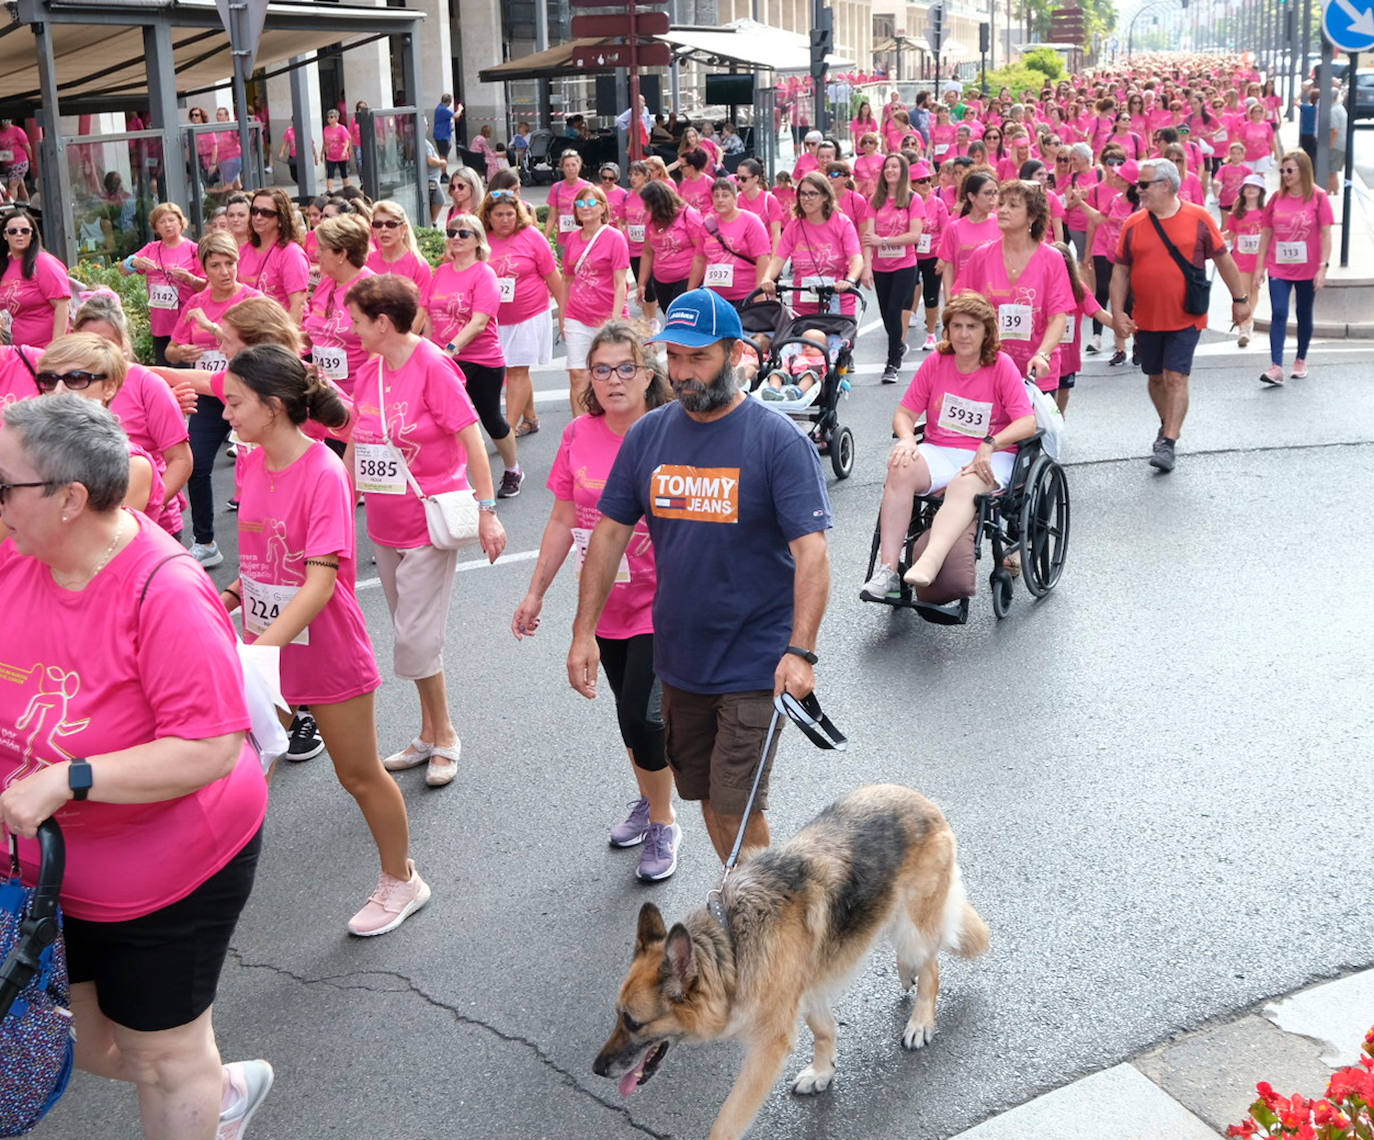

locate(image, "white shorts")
[[498, 308, 553, 368], [1251, 155, 1274, 175], [561, 317, 601, 371], [919, 442, 1016, 494]]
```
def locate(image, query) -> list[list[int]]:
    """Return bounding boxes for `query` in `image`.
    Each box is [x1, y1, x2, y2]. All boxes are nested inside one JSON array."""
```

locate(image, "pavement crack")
[[226, 949, 671, 1139]]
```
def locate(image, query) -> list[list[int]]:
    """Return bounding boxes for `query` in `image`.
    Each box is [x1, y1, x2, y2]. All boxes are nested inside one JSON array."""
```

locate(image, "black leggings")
[[596, 633, 665, 772], [873, 265, 917, 368], [1092, 254, 1113, 337], [914, 257, 942, 312], [456, 359, 511, 443], [653, 276, 690, 312], [187, 394, 230, 544], [630, 257, 657, 303]]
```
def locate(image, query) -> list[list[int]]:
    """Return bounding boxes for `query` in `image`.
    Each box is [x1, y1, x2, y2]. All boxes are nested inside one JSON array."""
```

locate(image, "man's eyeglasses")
[[590, 362, 642, 381], [0, 480, 59, 504], [36, 370, 105, 392], [249, 205, 278, 218], [446, 228, 477, 239], [1135, 178, 1166, 189], [372, 219, 403, 230]]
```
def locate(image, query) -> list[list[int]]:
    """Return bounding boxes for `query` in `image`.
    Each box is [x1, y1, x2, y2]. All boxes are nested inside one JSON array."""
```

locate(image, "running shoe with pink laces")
[[347, 859, 432, 936], [217, 1059, 274, 1139]]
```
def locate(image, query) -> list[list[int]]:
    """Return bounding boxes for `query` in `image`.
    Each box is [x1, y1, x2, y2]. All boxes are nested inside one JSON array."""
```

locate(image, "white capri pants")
[[374, 542, 460, 680], [919, 442, 1016, 494]]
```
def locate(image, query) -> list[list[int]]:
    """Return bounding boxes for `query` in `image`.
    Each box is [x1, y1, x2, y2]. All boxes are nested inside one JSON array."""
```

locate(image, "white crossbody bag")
[[377, 366, 479, 550]]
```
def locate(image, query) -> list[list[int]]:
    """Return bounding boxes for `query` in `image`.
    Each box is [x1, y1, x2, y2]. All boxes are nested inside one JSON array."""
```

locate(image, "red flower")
[[1226, 1122, 1258, 1138]]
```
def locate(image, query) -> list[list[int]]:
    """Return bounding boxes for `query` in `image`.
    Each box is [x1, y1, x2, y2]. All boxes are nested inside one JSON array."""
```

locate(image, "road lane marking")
[[356, 547, 540, 591]]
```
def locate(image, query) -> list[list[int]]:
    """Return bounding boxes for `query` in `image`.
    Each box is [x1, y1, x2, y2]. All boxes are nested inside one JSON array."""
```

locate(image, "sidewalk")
[[949, 968, 1374, 1138]]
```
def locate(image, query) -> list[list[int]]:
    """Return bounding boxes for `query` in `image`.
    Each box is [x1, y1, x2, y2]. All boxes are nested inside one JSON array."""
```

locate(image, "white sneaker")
[[190, 542, 224, 568], [218, 1060, 274, 1139], [860, 563, 901, 601], [922, 333, 937, 351]]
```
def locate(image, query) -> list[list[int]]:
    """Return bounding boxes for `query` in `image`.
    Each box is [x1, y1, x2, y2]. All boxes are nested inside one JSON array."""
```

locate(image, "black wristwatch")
[[68, 758, 93, 802], [982, 434, 997, 447], [785, 645, 818, 665]]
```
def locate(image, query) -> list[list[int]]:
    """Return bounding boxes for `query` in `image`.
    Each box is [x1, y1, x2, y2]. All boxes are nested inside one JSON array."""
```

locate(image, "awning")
[[0, 0, 424, 103], [875, 34, 933, 54], [478, 38, 611, 83]]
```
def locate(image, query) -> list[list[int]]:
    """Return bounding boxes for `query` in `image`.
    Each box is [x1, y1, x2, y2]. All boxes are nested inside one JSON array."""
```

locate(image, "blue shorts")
[[1136, 326, 1202, 377]]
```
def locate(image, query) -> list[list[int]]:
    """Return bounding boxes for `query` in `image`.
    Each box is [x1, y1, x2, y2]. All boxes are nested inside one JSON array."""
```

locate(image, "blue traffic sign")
[[1324, 0, 1374, 53]]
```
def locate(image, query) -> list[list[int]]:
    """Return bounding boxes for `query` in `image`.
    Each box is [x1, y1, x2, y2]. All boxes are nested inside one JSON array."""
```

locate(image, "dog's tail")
[[940, 863, 990, 960]]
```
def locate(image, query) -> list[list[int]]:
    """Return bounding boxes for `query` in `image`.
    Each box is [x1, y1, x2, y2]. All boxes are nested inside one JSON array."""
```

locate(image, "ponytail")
[[302, 365, 350, 430], [227, 344, 347, 430]]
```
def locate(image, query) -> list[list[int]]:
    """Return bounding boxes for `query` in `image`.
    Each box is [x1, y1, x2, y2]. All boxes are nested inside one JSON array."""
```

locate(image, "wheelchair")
[[860, 429, 1070, 624]]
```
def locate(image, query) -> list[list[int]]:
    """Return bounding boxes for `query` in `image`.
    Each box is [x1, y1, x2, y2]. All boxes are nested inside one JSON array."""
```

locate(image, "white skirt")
[[498, 307, 553, 368]]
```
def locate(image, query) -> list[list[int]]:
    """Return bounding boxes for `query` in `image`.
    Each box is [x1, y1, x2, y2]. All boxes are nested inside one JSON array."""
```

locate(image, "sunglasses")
[[36, 370, 105, 392], [249, 206, 278, 218], [372, 218, 403, 229], [446, 227, 477, 239], [590, 361, 642, 381], [5, 227, 31, 236], [0, 479, 58, 504], [1105, 159, 1125, 167], [600, 174, 617, 181], [573, 198, 600, 208], [1135, 178, 1165, 189], [914, 176, 932, 183], [489, 189, 516, 199], [797, 189, 822, 198], [827, 171, 845, 178]]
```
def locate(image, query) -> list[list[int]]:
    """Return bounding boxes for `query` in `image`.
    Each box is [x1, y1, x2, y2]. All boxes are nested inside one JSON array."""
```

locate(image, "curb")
[[948, 967, 1374, 1139]]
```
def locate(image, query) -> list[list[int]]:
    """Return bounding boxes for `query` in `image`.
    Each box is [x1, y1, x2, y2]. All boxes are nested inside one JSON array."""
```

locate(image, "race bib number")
[[558, 213, 577, 233], [571, 526, 630, 583], [0, 150, 13, 163], [627, 224, 646, 243], [1235, 233, 1260, 254], [1061, 316, 1075, 343], [933, 143, 950, 157], [311, 344, 346, 381], [998, 302, 1033, 341], [148, 283, 179, 310], [937, 392, 993, 438], [877, 241, 904, 259], [242, 575, 308, 645], [354, 441, 405, 495], [497, 276, 516, 303], [196, 350, 228, 372], [704, 262, 735, 288], [801, 274, 833, 306], [1275, 240, 1305, 265], [916, 232, 933, 255]]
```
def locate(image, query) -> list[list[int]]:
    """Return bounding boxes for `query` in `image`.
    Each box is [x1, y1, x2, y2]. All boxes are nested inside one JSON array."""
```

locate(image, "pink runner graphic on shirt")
[[3, 663, 89, 787]]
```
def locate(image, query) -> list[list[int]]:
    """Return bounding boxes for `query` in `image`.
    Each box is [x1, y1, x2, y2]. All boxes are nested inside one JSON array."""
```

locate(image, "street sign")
[[570, 11, 671, 37], [570, 42, 672, 69], [214, 0, 270, 70], [1323, 0, 1374, 51]]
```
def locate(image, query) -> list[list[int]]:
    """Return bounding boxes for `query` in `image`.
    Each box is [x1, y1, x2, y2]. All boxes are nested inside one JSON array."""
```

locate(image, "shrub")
[[69, 260, 154, 365]]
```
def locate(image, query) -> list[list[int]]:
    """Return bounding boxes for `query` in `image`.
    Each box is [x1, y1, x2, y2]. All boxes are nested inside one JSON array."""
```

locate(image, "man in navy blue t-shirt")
[[569, 290, 832, 865], [433, 93, 456, 163]]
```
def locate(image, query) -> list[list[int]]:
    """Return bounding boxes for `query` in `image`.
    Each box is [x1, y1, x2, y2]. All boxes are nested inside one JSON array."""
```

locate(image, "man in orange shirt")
[[1110, 159, 1253, 472]]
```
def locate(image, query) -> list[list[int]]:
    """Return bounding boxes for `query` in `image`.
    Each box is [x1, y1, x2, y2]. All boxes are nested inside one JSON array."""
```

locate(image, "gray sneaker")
[[190, 541, 224, 568], [217, 1059, 274, 1139], [636, 821, 680, 881], [860, 563, 901, 602], [1149, 437, 1177, 473], [610, 796, 650, 848], [497, 468, 524, 499]]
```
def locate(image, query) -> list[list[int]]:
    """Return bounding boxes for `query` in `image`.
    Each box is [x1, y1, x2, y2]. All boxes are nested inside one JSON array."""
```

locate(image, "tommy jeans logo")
[[650, 464, 739, 522]]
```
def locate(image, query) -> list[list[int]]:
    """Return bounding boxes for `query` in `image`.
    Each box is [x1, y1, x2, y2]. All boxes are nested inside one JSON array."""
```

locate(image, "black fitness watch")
[[785, 645, 818, 665], [982, 434, 997, 447], [68, 758, 93, 802]]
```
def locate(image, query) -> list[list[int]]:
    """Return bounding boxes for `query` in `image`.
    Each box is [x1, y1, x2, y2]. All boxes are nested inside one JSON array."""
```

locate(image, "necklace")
[[55, 515, 126, 591]]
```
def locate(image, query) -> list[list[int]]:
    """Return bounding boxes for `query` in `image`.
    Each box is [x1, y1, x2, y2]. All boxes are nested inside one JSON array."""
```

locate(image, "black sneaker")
[[497, 468, 524, 499], [1108, 350, 1127, 366], [286, 713, 325, 762], [880, 365, 899, 384], [1148, 437, 1176, 473], [898, 342, 909, 363]]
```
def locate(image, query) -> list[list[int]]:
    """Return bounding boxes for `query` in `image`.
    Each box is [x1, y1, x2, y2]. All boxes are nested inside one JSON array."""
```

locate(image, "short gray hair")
[[3, 394, 129, 511], [1141, 159, 1181, 193], [1070, 142, 1092, 163]]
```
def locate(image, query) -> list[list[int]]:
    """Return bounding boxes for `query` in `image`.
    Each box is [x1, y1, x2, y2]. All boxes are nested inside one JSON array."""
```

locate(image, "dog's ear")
[[636, 902, 667, 952], [662, 923, 697, 998]]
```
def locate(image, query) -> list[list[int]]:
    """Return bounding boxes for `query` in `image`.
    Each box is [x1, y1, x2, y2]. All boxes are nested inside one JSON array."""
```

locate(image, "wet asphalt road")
[[39, 310, 1374, 1139]]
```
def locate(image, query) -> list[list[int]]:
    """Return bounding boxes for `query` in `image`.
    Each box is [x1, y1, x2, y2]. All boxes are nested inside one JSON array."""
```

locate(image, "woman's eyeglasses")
[[0, 480, 58, 504], [797, 189, 822, 198], [590, 362, 641, 381], [249, 206, 278, 218], [5, 227, 32, 236], [36, 370, 105, 392], [372, 218, 403, 230], [446, 228, 477, 239]]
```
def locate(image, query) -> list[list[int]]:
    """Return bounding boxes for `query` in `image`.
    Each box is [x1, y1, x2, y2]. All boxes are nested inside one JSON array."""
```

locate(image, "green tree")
[[1021, 46, 1066, 80]]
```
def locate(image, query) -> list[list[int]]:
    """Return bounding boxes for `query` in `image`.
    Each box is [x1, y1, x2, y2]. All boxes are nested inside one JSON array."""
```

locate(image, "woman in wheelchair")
[[861, 292, 1036, 601]]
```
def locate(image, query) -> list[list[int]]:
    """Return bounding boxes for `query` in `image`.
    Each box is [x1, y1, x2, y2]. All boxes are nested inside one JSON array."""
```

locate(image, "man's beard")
[[672, 360, 738, 413]]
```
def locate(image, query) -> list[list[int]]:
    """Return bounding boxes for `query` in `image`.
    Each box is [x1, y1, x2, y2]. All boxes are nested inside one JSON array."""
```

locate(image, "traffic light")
[[979, 20, 990, 52], [930, 3, 945, 51], [810, 7, 833, 68]]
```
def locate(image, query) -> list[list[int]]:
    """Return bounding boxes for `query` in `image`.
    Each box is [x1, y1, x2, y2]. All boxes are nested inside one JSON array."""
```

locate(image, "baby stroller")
[[739, 283, 864, 480], [1, 819, 73, 1137]]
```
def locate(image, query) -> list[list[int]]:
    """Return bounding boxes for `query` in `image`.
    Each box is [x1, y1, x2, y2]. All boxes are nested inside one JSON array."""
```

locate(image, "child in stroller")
[[760, 327, 828, 402]]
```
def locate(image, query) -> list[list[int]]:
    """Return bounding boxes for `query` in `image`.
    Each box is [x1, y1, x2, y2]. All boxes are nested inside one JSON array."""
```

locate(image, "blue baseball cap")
[[647, 288, 743, 347]]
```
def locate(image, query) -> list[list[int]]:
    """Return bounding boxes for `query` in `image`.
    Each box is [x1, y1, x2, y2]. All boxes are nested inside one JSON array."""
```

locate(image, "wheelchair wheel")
[[990, 568, 1015, 619], [831, 425, 854, 479], [1020, 459, 1070, 599]]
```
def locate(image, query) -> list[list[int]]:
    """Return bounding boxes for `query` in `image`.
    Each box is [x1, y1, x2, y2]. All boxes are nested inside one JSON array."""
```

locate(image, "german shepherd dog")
[[593, 785, 989, 1139]]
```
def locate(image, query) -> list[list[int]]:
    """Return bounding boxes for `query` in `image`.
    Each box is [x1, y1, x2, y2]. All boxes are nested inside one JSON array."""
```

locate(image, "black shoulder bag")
[[1147, 209, 1211, 317]]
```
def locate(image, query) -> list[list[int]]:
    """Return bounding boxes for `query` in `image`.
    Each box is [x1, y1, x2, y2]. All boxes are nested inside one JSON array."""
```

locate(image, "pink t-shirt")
[[936, 214, 1000, 281], [916, 192, 948, 260], [322, 123, 350, 162], [868, 194, 927, 272], [547, 414, 656, 640], [676, 174, 714, 214], [0, 513, 267, 922], [791, 152, 819, 181], [1057, 290, 1105, 376], [955, 239, 1075, 390], [169, 283, 260, 355], [1262, 189, 1333, 281], [883, 124, 908, 154], [1, 250, 70, 350], [603, 185, 628, 218], [216, 129, 241, 161], [1086, 185, 1130, 260], [134, 238, 201, 337], [835, 188, 870, 229], [423, 259, 505, 367], [110, 363, 189, 534], [645, 206, 705, 282], [563, 224, 631, 324], [738, 189, 784, 235], [899, 351, 1034, 452], [0, 124, 31, 162], [1223, 210, 1265, 274], [700, 210, 770, 301], [1239, 119, 1275, 163], [773, 185, 796, 214], [853, 153, 885, 197], [1216, 162, 1254, 209], [487, 226, 557, 325], [1063, 169, 1100, 231], [237, 240, 310, 308], [776, 212, 861, 315], [303, 268, 374, 395], [0, 344, 41, 408], [282, 126, 298, 158], [547, 178, 593, 246], [617, 190, 649, 256], [366, 247, 433, 295], [350, 338, 480, 549], [929, 124, 957, 161], [235, 441, 380, 705]]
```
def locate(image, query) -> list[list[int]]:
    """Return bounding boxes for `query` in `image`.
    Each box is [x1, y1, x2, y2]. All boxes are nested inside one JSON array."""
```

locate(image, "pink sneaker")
[[347, 860, 432, 936], [217, 1059, 273, 1139]]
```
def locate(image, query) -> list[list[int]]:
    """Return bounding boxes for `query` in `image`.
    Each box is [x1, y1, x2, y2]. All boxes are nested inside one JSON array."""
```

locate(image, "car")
[[1343, 67, 1374, 119], [1309, 57, 1350, 85]]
